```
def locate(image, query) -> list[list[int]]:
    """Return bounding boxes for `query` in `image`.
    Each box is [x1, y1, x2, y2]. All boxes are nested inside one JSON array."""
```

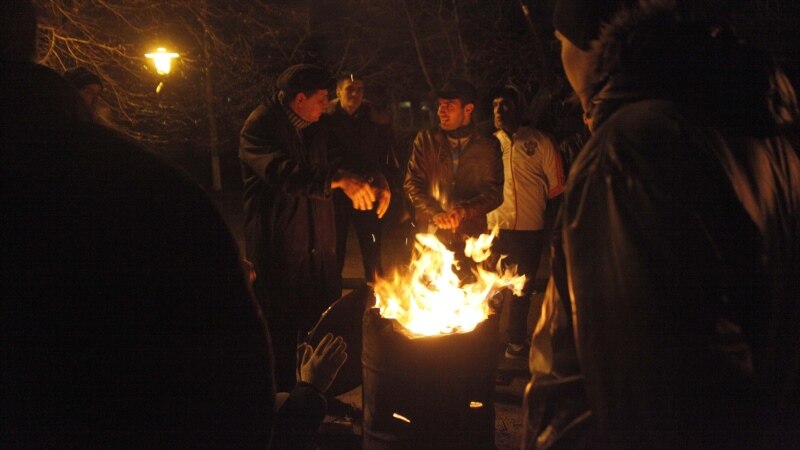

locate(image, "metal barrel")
[[362, 307, 499, 449]]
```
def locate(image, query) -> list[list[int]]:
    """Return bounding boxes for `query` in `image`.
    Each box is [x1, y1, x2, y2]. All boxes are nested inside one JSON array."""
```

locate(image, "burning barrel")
[[364, 231, 525, 449], [362, 307, 499, 449]]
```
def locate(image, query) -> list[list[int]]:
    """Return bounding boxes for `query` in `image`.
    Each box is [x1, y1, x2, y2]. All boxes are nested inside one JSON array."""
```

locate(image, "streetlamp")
[[145, 47, 179, 93], [145, 47, 179, 75]]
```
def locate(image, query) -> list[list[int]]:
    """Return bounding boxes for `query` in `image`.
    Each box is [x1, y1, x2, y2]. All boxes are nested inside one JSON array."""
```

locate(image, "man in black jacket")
[[525, 1, 800, 448], [239, 64, 376, 391], [325, 72, 393, 286]]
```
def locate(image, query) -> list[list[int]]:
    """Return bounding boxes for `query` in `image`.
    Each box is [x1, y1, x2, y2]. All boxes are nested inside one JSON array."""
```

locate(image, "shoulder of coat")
[[364, 101, 392, 125]]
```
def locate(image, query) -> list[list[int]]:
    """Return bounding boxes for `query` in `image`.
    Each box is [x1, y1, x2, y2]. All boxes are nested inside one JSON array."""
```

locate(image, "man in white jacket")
[[487, 85, 564, 361]]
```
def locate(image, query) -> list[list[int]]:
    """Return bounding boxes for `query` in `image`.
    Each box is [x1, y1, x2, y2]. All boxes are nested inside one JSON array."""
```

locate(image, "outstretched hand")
[[333, 170, 376, 211], [432, 207, 466, 230], [298, 333, 347, 393], [372, 173, 392, 219]]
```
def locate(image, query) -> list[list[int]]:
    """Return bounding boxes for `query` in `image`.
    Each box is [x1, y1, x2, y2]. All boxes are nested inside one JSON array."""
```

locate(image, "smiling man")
[[239, 64, 374, 391], [404, 78, 503, 249]]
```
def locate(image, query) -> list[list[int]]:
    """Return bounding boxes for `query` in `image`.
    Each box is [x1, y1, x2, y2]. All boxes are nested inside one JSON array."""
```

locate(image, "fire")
[[373, 230, 525, 337]]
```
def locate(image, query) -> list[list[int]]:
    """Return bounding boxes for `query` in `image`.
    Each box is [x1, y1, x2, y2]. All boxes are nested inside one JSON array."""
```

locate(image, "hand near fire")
[[298, 333, 348, 393], [432, 207, 467, 231], [332, 170, 375, 211], [372, 173, 392, 219]]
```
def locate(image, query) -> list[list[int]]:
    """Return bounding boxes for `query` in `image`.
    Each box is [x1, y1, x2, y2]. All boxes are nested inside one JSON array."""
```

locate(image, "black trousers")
[[334, 191, 383, 283], [493, 229, 546, 344]]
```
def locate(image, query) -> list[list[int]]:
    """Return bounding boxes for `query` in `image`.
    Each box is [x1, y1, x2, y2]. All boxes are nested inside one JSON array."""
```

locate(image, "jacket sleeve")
[[541, 133, 566, 199], [455, 136, 504, 219], [270, 382, 327, 449], [239, 106, 333, 200], [404, 131, 446, 219], [562, 118, 754, 446]]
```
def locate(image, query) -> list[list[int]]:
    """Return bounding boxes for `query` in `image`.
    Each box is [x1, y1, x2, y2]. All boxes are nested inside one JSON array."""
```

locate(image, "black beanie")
[[64, 67, 102, 90], [276, 64, 335, 99], [553, 0, 623, 51]]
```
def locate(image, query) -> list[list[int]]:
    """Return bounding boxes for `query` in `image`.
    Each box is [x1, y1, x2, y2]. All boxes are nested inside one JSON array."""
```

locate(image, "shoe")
[[504, 343, 529, 360]]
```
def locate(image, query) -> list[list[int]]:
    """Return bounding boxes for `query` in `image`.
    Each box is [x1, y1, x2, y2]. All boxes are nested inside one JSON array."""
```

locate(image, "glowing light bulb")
[[145, 47, 179, 75]]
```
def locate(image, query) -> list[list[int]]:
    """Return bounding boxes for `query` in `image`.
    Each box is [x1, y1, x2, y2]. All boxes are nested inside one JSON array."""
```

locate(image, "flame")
[[373, 230, 525, 337]]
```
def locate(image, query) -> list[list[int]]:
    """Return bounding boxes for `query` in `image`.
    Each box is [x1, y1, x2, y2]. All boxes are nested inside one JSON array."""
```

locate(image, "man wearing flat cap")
[[240, 63, 375, 391], [404, 78, 503, 251], [524, 0, 800, 448]]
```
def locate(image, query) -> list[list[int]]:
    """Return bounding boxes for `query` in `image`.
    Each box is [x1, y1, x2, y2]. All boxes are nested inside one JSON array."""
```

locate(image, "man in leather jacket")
[[404, 79, 503, 250]]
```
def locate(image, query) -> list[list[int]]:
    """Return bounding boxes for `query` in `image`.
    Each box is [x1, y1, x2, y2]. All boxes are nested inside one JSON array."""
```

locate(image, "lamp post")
[[145, 44, 222, 191], [145, 47, 179, 75], [145, 47, 179, 94]]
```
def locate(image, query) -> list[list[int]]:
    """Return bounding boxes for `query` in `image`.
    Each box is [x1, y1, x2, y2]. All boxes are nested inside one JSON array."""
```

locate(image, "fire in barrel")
[[363, 231, 525, 449]]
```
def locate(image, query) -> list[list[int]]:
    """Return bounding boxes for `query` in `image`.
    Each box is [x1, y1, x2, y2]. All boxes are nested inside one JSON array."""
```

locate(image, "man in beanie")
[[404, 79, 503, 253], [240, 63, 375, 391], [64, 66, 103, 120], [525, 1, 800, 448]]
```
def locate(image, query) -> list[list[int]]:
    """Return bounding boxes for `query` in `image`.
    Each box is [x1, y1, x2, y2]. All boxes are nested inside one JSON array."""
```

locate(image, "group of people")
[[4, 0, 800, 448], [240, 65, 566, 396]]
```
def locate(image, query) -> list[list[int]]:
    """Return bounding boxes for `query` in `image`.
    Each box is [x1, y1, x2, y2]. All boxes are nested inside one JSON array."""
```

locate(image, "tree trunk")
[[202, 4, 222, 191]]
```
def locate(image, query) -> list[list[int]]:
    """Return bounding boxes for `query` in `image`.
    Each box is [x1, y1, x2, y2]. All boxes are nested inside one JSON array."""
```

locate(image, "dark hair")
[[437, 79, 478, 106], [336, 72, 364, 89]]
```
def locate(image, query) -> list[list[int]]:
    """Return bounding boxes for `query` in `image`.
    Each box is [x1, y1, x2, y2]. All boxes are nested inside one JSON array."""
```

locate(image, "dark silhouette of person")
[[2, 2, 345, 447], [525, 1, 800, 448], [63, 66, 103, 121]]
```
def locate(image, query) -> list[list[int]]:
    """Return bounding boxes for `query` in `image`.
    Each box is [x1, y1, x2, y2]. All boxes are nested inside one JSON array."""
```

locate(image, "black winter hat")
[[553, 0, 623, 51], [64, 67, 102, 90], [276, 64, 335, 98], [437, 78, 478, 105]]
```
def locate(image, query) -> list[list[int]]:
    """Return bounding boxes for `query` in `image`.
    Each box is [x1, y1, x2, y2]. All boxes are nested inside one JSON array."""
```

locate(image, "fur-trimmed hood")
[[587, 0, 797, 135]]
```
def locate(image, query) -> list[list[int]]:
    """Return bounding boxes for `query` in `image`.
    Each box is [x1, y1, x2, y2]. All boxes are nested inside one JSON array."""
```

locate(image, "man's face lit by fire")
[[291, 89, 330, 123], [337, 78, 364, 113], [437, 98, 473, 131]]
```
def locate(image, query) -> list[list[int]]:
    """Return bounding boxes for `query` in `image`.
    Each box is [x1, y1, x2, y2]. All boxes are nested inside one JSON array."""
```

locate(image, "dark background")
[[33, 0, 800, 191]]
